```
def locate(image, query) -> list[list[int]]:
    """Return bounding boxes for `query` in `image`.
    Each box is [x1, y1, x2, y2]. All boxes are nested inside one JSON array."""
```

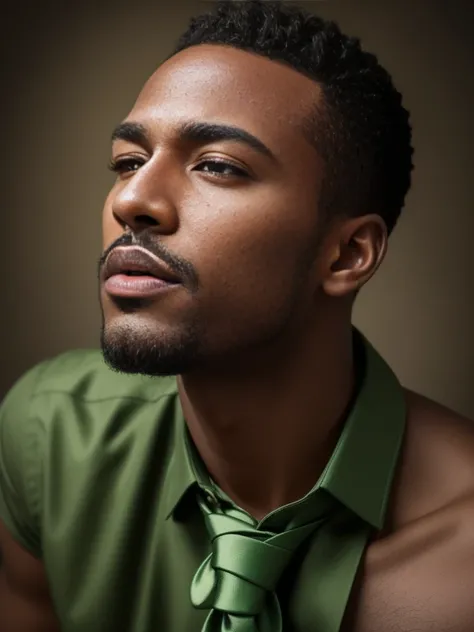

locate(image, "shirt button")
[[204, 490, 219, 509]]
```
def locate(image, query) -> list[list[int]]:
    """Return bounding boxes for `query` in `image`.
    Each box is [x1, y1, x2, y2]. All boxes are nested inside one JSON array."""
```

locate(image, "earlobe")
[[322, 215, 388, 297]]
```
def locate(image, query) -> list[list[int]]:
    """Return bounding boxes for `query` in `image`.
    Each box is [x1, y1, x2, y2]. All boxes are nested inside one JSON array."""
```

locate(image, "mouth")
[[104, 273, 177, 299], [102, 246, 181, 299]]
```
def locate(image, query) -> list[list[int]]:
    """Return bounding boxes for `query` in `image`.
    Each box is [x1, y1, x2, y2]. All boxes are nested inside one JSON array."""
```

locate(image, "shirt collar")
[[162, 402, 198, 520], [318, 330, 406, 528], [163, 329, 406, 530]]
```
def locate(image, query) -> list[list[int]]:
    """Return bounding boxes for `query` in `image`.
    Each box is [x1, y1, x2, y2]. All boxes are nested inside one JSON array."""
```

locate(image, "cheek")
[[190, 201, 315, 311]]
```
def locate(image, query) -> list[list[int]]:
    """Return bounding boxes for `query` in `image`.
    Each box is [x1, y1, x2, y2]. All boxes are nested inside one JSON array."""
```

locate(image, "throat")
[[177, 322, 356, 519], [180, 386, 351, 519]]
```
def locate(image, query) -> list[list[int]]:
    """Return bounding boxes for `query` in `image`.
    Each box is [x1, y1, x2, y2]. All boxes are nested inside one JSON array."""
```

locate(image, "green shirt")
[[0, 331, 406, 631]]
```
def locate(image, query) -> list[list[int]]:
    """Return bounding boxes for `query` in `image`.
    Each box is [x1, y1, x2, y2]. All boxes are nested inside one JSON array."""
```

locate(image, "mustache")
[[98, 231, 199, 292]]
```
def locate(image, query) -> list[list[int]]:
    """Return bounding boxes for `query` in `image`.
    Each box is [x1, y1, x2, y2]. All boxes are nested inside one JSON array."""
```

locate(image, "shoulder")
[[2, 349, 178, 407], [357, 490, 474, 632], [352, 393, 474, 631], [0, 349, 179, 487], [0, 349, 179, 474], [0, 350, 180, 553], [386, 390, 474, 528]]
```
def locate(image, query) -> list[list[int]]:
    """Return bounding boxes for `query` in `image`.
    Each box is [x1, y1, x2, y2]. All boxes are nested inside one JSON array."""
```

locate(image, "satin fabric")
[[0, 330, 406, 631]]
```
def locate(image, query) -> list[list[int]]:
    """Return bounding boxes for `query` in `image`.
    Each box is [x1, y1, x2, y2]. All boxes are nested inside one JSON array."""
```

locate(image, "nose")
[[110, 158, 179, 235]]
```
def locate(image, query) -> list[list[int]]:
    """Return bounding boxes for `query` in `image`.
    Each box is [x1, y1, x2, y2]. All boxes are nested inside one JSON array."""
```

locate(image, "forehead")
[[127, 44, 322, 153]]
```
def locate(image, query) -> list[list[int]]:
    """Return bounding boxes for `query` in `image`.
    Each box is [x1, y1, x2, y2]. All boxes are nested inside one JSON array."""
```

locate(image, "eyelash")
[[108, 158, 141, 174], [108, 157, 249, 179]]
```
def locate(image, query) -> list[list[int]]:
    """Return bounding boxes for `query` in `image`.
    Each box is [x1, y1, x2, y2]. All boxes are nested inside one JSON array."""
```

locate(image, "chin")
[[100, 315, 201, 377]]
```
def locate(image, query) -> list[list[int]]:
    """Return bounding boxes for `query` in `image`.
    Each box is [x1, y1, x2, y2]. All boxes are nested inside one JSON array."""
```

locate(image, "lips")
[[102, 246, 181, 299], [102, 246, 181, 284]]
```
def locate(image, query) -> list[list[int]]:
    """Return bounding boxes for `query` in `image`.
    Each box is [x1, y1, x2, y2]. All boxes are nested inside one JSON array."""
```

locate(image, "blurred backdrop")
[[0, 0, 473, 416]]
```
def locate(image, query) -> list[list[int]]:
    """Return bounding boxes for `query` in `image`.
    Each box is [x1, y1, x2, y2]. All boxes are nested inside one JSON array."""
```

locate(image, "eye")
[[193, 160, 249, 179], [108, 157, 144, 175]]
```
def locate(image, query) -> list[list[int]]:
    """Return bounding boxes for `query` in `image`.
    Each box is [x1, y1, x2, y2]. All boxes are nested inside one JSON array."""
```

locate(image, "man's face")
[[100, 44, 328, 376]]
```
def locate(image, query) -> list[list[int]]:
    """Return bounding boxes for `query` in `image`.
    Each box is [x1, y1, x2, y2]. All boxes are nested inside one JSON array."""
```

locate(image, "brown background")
[[0, 0, 473, 416]]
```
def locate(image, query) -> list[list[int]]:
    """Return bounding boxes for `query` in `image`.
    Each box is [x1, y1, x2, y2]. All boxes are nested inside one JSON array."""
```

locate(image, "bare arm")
[[0, 520, 60, 632]]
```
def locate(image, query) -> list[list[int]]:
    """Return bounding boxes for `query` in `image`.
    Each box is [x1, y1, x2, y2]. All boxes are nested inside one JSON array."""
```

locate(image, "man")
[[1, 1, 473, 630]]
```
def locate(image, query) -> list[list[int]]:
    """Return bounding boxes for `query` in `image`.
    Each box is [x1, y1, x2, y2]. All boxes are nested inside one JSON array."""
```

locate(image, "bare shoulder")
[[389, 389, 474, 527], [344, 391, 474, 632]]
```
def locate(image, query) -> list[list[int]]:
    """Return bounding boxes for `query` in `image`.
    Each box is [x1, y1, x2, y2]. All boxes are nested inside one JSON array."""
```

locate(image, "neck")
[[178, 311, 355, 520]]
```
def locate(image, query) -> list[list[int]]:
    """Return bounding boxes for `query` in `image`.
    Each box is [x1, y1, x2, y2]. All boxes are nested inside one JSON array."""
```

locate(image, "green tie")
[[191, 494, 331, 632]]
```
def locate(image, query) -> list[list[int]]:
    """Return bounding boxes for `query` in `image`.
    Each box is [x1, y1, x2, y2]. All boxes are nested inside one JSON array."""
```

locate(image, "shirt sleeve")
[[0, 361, 50, 558]]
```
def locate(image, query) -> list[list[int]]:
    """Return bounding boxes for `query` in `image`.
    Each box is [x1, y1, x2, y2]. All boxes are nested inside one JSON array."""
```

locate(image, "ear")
[[321, 214, 388, 297]]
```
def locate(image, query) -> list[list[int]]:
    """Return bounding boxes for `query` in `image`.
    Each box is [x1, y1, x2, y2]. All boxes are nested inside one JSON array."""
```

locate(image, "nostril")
[[135, 215, 159, 227]]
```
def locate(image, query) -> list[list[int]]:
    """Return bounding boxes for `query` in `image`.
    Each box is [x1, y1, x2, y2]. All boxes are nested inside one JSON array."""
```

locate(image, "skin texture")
[[1, 44, 474, 631], [100, 45, 385, 378], [100, 44, 387, 514], [342, 393, 474, 632]]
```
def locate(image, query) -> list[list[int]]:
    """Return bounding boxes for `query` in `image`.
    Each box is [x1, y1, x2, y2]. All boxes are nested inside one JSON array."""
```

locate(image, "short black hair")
[[172, 0, 413, 235]]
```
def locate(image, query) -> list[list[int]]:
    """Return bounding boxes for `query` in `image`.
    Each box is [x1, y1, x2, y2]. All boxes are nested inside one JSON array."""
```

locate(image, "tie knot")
[[191, 509, 324, 620]]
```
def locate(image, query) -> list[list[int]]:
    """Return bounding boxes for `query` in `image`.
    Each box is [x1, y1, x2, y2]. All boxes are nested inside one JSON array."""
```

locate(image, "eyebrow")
[[111, 120, 276, 161]]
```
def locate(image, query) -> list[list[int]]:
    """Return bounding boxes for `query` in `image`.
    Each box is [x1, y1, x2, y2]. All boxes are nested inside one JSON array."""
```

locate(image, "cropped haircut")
[[172, 0, 414, 235]]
